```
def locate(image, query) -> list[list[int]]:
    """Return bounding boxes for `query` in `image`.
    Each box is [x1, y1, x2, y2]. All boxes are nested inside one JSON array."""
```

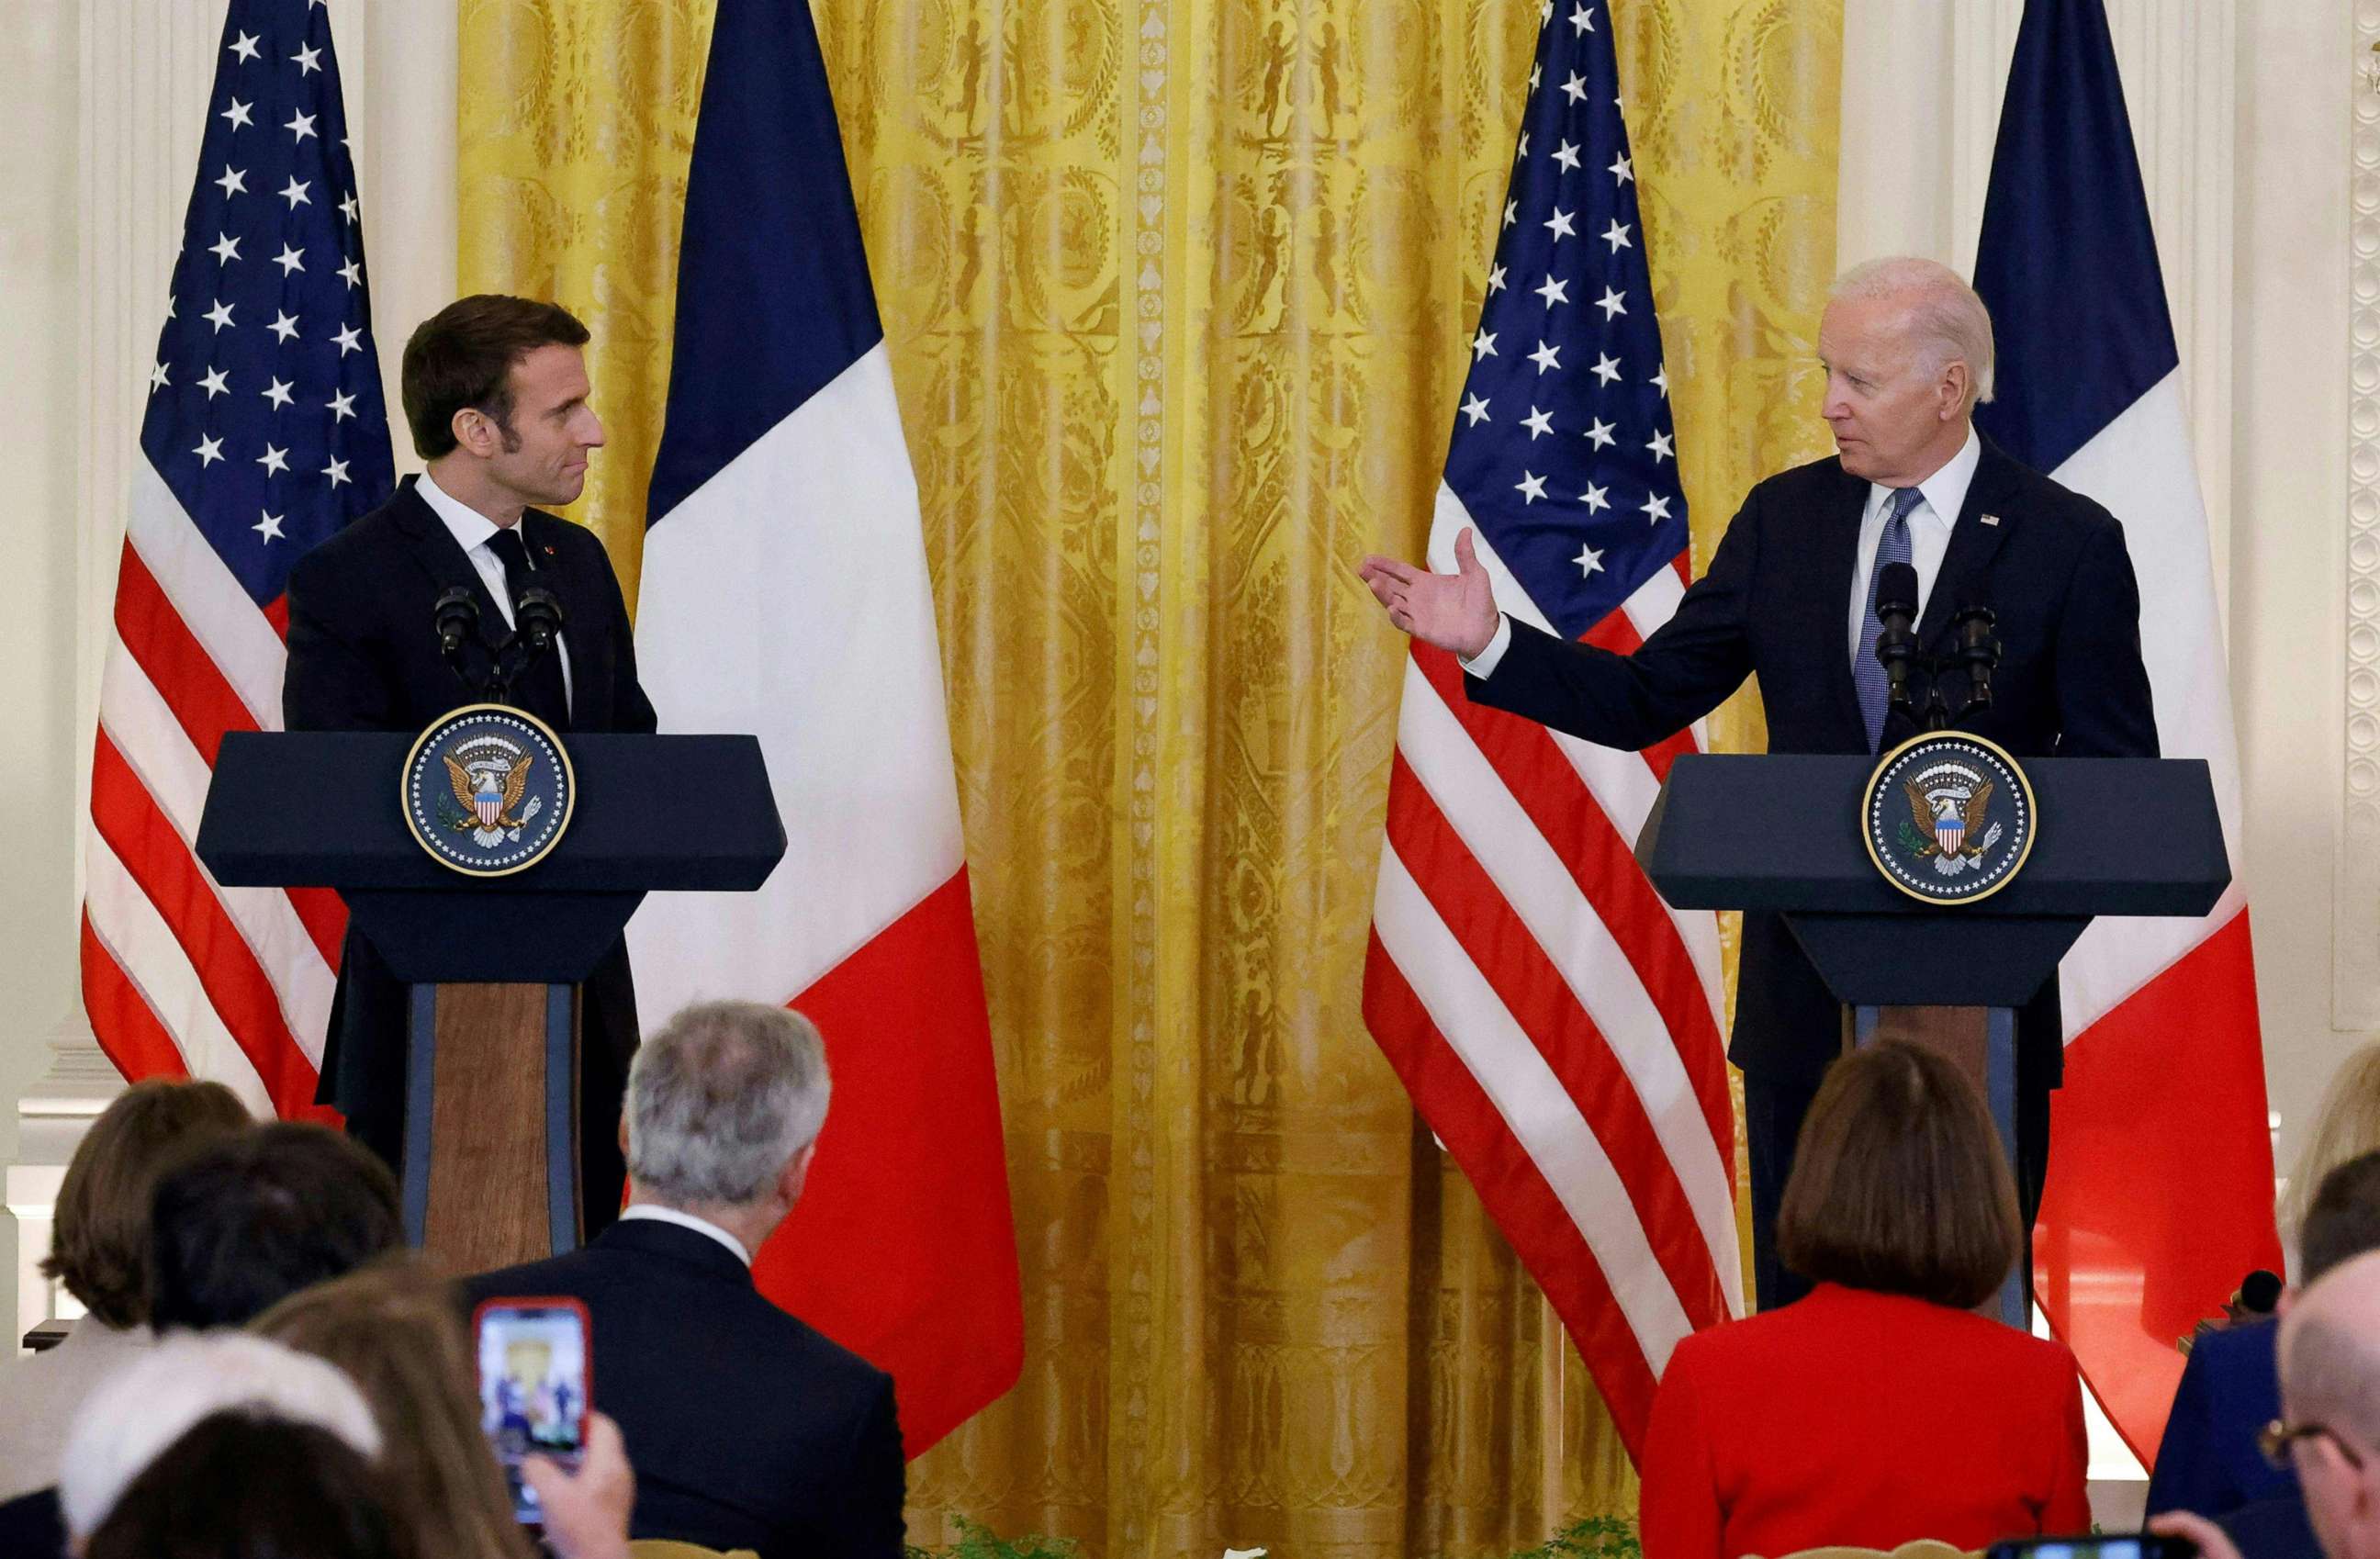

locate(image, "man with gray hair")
[[465, 1000, 903, 1559], [1359, 255, 2158, 1309]]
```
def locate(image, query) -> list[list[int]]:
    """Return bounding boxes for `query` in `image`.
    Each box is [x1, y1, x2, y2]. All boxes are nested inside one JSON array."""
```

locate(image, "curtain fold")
[[455, 2, 1840, 1553]]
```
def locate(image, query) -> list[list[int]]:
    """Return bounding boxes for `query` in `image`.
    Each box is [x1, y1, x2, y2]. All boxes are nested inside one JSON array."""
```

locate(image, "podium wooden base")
[[1848, 1003, 2026, 1329], [401, 981, 582, 1273]]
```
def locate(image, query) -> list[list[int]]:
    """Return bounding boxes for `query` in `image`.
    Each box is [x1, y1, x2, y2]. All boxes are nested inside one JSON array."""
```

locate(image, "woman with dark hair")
[[1639, 1039, 2090, 1558], [82, 1412, 417, 1559], [0, 1079, 250, 1502]]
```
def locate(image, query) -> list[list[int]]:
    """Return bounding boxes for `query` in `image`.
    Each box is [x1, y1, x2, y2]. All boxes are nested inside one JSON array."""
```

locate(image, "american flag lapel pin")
[[1981, 513, 2001, 526]]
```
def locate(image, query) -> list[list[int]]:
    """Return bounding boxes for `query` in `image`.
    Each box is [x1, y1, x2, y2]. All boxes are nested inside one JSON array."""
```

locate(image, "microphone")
[[515, 588, 566, 653], [1954, 603, 2000, 712], [433, 586, 480, 662], [1873, 561, 1920, 722]]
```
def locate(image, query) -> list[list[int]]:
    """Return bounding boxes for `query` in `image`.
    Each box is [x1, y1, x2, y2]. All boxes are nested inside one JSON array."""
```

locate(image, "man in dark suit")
[[283, 296, 656, 1225], [464, 1000, 904, 1559], [1359, 256, 2158, 1308]]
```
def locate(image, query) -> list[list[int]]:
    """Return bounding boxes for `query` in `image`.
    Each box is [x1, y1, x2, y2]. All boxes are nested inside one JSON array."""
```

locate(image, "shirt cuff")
[[1457, 614, 1512, 679]]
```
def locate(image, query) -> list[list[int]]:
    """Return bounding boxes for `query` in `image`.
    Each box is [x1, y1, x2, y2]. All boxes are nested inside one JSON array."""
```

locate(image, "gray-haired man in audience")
[[463, 1000, 904, 1559]]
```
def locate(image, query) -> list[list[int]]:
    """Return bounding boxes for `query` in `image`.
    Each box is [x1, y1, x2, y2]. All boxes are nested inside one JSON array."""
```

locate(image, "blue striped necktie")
[[1854, 486, 1924, 752]]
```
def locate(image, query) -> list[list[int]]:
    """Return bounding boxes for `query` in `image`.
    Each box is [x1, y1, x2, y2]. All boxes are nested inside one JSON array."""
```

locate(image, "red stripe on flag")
[[1410, 646, 1732, 1168], [1577, 610, 1697, 784], [1386, 754, 1729, 1328], [742, 868, 1022, 1460], [111, 545, 346, 971], [80, 914, 192, 1084], [1363, 930, 1661, 1452], [2035, 910, 2279, 1462], [90, 732, 324, 1119], [113, 541, 259, 765]]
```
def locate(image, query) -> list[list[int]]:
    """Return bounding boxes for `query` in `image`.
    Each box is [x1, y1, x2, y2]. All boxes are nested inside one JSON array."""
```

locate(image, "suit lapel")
[[390, 477, 509, 635], [1815, 463, 1871, 744], [1916, 440, 2021, 648]]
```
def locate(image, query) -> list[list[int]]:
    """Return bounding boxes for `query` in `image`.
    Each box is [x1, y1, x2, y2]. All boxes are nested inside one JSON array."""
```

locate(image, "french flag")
[[627, 0, 1022, 1457], [1974, 0, 2280, 1459]]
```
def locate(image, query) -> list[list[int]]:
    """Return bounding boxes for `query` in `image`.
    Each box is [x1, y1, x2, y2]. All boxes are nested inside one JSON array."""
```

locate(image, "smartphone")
[[473, 1296, 592, 1525], [1988, 1536, 2195, 1559]]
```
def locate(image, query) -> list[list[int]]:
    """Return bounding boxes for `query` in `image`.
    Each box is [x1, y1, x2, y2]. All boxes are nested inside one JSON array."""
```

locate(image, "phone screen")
[[474, 1298, 591, 1525], [1990, 1537, 2191, 1559]]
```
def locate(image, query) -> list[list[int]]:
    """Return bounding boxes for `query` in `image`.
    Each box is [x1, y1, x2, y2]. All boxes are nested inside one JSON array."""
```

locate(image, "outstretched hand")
[[1358, 527, 1500, 660]]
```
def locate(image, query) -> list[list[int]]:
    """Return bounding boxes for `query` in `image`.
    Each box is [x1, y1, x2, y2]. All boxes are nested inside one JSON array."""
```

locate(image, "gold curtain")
[[456, 3, 1839, 1555]]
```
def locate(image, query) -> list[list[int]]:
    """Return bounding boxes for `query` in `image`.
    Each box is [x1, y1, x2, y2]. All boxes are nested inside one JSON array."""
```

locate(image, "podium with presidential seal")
[[193, 710, 785, 1273], [1634, 733, 2229, 1326]]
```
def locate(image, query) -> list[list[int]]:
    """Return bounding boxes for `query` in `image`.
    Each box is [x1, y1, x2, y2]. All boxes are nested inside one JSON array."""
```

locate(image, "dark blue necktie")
[[1854, 487, 1923, 752]]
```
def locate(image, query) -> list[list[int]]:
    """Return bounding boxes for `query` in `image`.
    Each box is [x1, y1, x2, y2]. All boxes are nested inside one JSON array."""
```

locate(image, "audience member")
[[84, 1411, 411, 1559], [0, 1118, 406, 1554], [254, 1257, 537, 1559], [2147, 1150, 2380, 1553], [2155, 1249, 2380, 1559], [59, 1331, 383, 1543], [2283, 1043, 2380, 1277], [464, 999, 904, 1559], [1638, 1039, 2088, 1559], [149, 1119, 405, 1331], [0, 1079, 249, 1502]]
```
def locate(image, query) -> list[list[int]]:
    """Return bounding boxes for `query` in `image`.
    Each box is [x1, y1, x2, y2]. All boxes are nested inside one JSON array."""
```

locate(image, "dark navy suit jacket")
[[463, 1217, 904, 1559], [282, 477, 656, 1204], [1468, 438, 2159, 1085], [2148, 1319, 2295, 1519]]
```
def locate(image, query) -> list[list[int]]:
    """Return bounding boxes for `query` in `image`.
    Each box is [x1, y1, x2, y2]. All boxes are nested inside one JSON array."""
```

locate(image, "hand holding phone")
[[473, 1297, 592, 1526]]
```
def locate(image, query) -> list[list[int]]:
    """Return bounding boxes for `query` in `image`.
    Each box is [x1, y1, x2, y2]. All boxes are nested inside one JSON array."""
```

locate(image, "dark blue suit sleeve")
[[283, 548, 403, 732], [2147, 1341, 2234, 1516], [2049, 516, 2159, 757], [818, 1373, 905, 1559], [1464, 490, 1760, 750]]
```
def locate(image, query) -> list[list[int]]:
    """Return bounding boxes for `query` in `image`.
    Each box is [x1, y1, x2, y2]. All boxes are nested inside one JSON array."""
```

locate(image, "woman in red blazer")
[[1641, 1040, 2090, 1559]]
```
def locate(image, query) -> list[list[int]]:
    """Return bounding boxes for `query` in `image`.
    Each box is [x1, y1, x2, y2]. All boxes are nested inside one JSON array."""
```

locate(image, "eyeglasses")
[[2262, 1419, 2369, 1473]]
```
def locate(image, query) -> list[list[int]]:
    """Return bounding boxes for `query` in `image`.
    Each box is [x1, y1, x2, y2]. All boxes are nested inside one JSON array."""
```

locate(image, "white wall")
[[0, 0, 455, 1329]]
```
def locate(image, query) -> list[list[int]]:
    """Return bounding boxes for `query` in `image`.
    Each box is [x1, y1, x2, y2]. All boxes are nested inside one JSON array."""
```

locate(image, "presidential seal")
[[400, 704, 574, 877], [1861, 732, 2036, 905]]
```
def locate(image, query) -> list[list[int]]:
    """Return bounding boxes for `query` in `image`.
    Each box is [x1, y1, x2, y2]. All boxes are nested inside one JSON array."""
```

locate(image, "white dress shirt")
[[1457, 426, 1981, 682], [416, 469, 575, 715], [1842, 426, 1978, 665], [619, 1203, 753, 1266]]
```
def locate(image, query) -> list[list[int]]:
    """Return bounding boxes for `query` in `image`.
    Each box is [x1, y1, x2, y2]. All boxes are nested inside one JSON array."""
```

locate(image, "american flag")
[[1362, 0, 1737, 1458], [82, 0, 390, 1119]]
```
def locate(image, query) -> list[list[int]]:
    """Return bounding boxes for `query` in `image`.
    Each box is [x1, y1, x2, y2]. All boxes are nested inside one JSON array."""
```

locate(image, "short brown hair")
[[255, 1257, 533, 1559], [1776, 1040, 2021, 1309], [40, 1081, 251, 1329], [399, 295, 589, 460]]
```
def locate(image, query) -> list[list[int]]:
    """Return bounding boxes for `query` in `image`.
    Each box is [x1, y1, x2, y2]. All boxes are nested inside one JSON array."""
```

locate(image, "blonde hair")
[[2283, 1043, 2380, 1271], [1830, 255, 1997, 410], [253, 1255, 534, 1559]]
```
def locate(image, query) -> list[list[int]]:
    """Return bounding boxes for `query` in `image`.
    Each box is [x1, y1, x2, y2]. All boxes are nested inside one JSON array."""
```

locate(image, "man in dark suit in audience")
[[283, 295, 657, 1226], [2156, 1246, 2380, 1559], [464, 1000, 904, 1559], [1359, 256, 2159, 1308], [0, 1122, 405, 1555], [2148, 1150, 2380, 1559]]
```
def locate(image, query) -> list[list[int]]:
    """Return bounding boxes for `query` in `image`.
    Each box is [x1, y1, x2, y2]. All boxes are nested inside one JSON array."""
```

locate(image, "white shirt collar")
[[1871, 425, 1981, 530], [415, 467, 514, 554], [618, 1203, 752, 1266]]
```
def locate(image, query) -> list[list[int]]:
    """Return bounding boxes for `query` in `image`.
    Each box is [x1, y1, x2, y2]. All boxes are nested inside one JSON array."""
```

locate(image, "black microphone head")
[[515, 588, 566, 645], [1875, 561, 1920, 621], [433, 585, 479, 623], [2240, 1268, 2284, 1315]]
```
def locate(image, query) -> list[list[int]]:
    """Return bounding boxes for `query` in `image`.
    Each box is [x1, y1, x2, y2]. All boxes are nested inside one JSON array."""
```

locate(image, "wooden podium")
[[1635, 752, 2230, 1325], [196, 730, 785, 1271]]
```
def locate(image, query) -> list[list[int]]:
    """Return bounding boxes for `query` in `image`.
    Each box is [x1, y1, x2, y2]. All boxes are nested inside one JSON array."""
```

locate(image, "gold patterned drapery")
[[456, 3, 1839, 1555]]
